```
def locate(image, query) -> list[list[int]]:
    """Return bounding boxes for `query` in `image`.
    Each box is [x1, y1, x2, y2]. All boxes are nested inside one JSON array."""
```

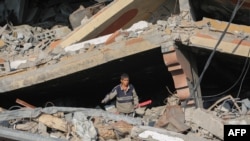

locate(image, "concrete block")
[[189, 108, 224, 140]]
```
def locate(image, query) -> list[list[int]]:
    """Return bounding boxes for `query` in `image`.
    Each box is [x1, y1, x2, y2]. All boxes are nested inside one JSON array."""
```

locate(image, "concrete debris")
[[0, 95, 250, 141], [72, 112, 97, 141], [184, 95, 250, 140], [0, 106, 216, 141], [185, 107, 224, 140], [0, 24, 71, 74], [154, 105, 190, 133], [69, 3, 106, 29], [64, 20, 150, 53], [138, 130, 184, 141], [131, 126, 211, 141], [0, 18, 154, 76], [240, 99, 250, 116]]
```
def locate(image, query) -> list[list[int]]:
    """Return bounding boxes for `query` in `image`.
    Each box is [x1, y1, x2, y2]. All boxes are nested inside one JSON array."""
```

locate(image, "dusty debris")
[[37, 114, 69, 133], [1, 94, 250, 141], [15, 121, 38, 131], [154, 105, 190, 133], [0, 105, 220, 141], [207, 95, 242, 116], [95, 124, 116, 140], [185, 107, 224, 140], [69, 2, 106, 29], [0, 24, 71, 75], [0, 107, 142, 140], [111, 120, 133, 137]]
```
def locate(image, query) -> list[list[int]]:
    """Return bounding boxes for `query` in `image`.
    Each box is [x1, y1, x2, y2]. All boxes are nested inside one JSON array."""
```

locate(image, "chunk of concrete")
[[187, 108, 224, 140]]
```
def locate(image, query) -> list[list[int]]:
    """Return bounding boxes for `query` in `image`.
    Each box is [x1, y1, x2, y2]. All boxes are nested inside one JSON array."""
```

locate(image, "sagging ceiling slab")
[[0, 25, 167, 93], [0, 0, 172, 93]]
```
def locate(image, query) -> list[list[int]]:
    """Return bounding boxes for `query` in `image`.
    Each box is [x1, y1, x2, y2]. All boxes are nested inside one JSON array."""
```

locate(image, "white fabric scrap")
[[126, 21, 149, 32], [139, 130, 184, 141], [64, 34, 111, 52]]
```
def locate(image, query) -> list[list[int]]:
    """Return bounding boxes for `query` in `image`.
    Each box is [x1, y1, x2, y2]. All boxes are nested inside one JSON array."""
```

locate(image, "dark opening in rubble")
[[191, 47, 250, 108], [0, 48, 176, 109], [1, 46, 250, 110]]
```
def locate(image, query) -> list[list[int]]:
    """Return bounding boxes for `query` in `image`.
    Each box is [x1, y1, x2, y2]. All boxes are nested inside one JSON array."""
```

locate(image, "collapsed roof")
[[0, 0, 250, 107]]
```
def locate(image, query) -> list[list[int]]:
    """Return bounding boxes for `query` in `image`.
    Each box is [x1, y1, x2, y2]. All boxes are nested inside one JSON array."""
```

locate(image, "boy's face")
[[121, 77, 129, 86]]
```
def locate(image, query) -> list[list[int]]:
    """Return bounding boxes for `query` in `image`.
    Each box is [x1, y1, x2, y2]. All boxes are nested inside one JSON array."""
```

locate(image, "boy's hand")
[[101, 95, 109, 103]]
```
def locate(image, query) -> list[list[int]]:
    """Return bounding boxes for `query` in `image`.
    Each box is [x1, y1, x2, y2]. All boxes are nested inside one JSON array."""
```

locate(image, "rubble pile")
[[0, 19, 157, 76], [0, 0, 111, 76], [0, 104, 199, 141], [0, 24, 71, 74], [0, 106, 185, 141], [1, 94, 249, 141], [184, 95, 250, 140]]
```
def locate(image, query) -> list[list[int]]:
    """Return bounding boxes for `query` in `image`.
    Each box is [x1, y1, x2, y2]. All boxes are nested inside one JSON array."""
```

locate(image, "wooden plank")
[[56, 0, 166, 48], [37, 114, 68, 132], [16, 98, 36, 109]]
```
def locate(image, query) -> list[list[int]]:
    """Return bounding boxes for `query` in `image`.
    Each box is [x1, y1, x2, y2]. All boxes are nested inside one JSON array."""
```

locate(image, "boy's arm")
[[101, 89, 117, 103], [133, 89, 139, 107]]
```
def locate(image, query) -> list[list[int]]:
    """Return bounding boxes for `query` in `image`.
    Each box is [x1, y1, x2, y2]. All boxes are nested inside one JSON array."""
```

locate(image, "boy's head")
[[120, 73, 129, 86]]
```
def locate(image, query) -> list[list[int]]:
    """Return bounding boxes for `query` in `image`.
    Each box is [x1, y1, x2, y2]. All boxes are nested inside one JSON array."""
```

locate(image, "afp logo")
[[224, 125, 250, 140]]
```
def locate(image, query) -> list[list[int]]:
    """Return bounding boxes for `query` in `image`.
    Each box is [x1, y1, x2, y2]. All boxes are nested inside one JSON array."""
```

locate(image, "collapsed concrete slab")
[[0, 0, 172, 94], [185, 107, 224, 140], [0, 22, 166, 93]]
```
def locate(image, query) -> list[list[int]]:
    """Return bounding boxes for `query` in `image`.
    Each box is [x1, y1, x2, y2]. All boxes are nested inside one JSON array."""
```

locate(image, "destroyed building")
[[0, 0, 250, 141]]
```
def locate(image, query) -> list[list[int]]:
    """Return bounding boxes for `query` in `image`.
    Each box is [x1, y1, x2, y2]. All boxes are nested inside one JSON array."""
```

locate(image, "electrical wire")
[[44, 101, 55, 107], [174, 0, 178, 14], [8, 105, 22, 110], [202, 49, 250, 98], [191, 0, 246, 100], [236, 49, 250, 98]]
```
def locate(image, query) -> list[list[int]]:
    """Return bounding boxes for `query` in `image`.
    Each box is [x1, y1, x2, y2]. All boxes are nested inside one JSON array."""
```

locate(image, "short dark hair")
[[121, 73, 129, 80]]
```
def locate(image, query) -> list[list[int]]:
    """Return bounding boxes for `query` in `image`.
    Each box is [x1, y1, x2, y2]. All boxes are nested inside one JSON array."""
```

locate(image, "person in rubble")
[[101, 73, 139, 116]]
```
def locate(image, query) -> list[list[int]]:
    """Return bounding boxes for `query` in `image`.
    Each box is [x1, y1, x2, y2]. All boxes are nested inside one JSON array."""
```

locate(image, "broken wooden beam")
[[16, 98, 36, 109]]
